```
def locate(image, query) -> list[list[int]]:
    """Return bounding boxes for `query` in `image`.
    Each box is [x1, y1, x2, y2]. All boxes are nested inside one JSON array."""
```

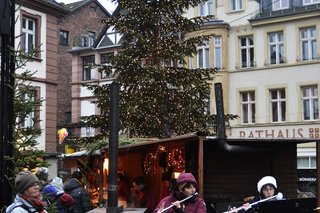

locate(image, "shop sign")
[[231, 125, 320, 139]]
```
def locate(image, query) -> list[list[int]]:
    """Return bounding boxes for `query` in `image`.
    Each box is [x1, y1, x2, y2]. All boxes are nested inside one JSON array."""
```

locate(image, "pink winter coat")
[[153, 194, 207, 213]]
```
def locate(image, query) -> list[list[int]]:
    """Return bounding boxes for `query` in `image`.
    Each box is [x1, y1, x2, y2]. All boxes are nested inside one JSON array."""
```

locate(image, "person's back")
[[55, 193, 75, 213], [64, 171, 93, 213]]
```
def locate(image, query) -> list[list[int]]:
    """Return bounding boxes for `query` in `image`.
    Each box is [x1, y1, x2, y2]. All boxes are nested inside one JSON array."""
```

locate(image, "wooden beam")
[[198, 137, 204, 196]]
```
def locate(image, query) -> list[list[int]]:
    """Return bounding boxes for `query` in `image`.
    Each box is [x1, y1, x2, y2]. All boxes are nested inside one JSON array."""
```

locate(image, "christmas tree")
[[78, 0, 220, 144], [5, 48, 49, 193]]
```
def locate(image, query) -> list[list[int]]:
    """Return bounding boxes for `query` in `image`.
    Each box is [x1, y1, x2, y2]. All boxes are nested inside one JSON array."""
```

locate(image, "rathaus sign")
[[231, 124, 320, 139]]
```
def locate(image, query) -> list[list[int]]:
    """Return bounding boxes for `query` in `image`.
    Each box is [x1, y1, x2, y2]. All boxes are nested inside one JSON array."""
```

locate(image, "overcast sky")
[[57, 0, 118, 14]]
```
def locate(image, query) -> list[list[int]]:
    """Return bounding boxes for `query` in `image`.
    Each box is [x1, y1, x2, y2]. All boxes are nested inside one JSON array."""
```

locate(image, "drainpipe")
[[214, 83, 268, 152]]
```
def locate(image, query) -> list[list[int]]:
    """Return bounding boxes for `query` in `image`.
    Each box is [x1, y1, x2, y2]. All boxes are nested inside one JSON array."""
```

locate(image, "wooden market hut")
[[61, 132, 316, 211]]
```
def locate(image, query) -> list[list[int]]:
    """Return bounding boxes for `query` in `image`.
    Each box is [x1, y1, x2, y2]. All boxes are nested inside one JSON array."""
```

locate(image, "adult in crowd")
[[131, 176, 157, 213], [64, 171, 94, 213], [154, 173, 206, 213], [51, 177, 64, 194], [43, 184, 75, 213], [6, 171, 47, 213]]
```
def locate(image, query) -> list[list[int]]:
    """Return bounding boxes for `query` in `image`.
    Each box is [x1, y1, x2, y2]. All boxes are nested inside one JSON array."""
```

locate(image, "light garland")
[[143, 145, 185, 176]]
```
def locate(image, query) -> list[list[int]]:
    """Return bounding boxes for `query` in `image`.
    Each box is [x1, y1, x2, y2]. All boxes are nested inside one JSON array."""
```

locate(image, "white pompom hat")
[[257, 176, 277, 193]]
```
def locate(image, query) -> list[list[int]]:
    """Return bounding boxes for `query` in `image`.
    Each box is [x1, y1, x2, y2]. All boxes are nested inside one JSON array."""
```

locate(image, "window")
[[214, 37, 222, 70], [101, 53, 114, 79], [268, 32, 284, 64], [21, 88, 40, 129], [21, 12, 41, 57], [300, 27, 317, 61], [65, 112, 71, 123], [270, 89, 286, 122], [297, 157, 316, 169], [240, 91, 255, 124], [198, 40, 210, 68], [89, 31, 95, 47], [81, 127, 95, 137], [22, 17, 35, 53], [188, 56, 193, 69], [302, 85, 318, 120], [303, 0, 320, 5], [199, 0, 213, 16], [22, 92, 35, 128], [231, 0, 242, 11], [240, 36, 254, 68], [90, 6, 97, 12], [83, 55, 95, 81], [59, 30, 69, 46], [81, 36, 87, 47], [273, 0, 289, 10]]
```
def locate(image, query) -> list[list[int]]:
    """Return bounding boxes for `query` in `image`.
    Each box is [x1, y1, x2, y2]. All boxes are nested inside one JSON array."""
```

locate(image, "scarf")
[[20, 194, 46, 213]]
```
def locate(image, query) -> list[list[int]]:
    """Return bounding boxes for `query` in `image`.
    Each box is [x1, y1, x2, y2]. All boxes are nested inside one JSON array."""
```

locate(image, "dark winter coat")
[[63, 178, 93, 213], [53, 193, 75, 213], [153, 191, 206, 213]]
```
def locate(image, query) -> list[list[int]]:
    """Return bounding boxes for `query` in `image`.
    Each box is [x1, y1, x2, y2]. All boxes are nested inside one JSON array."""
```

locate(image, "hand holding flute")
[[157, 193, 198, 213]]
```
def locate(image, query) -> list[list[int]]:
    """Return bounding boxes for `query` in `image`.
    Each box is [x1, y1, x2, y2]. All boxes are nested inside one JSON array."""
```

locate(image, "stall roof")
[[61, 133, 320, 158], [61, 132, 200, 158]]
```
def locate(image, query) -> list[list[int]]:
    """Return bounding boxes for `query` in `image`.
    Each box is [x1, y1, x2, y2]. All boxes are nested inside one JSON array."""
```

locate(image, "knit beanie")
[[176, 173, 197, 191], [257, 176, 277, 193], [60, 193, 74, 208], [15, 171, 39, 194], [43, 185, 58, 198]]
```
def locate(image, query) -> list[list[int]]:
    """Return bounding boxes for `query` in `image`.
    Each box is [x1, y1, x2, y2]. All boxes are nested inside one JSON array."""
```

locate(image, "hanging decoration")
[[58, 128, 68, 144], [169, 148, 184, 171], [143, 145, 185, 179]]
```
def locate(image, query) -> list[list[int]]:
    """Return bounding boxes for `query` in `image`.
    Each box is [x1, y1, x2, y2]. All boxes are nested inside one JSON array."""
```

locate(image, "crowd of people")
[[6, 169, 283, 213], [6, 170, 94, 213]]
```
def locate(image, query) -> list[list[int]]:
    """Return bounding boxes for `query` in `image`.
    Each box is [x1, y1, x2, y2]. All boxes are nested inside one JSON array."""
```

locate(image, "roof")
[[18, 0, 69, 17], [61, 0, 111, 17], [61, 132, 200, 158], [61, 132, 320, 158]]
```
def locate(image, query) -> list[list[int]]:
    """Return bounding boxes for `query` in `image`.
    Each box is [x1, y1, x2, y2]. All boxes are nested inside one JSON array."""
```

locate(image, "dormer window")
[[272, 0, 289, 10], [199, 0, 213, 16], [90, 6, 96, 12], [303, 0, 320, 5], [231, 0, 243, 11]]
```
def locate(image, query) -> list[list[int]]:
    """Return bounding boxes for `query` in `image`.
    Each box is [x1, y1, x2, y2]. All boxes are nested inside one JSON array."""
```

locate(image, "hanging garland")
[[143, 146, 185, 175], [143, 152, 155, 174], [169, 148, 184, 171]]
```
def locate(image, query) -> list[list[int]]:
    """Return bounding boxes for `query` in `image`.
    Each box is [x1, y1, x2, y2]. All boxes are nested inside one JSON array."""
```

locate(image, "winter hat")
[[176, 173, 197, 191], [36, 167, 49, 180], [60, 193, 74, 208], [51, 177, 64, 195], [15, 171, 39, 194], [257, 176, 277, 193], [43, 185, 58, 198]]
